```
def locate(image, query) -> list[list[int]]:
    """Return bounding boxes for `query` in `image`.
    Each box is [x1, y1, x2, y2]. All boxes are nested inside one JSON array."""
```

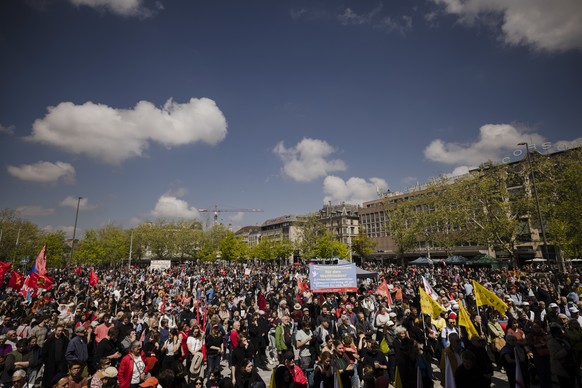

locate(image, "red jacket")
[[118, 352, 149, 388]]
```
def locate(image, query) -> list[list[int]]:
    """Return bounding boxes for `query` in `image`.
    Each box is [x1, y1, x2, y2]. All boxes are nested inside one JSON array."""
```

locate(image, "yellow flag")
[[472, 280, 507, 316], [394, 365, 403, 388], [419, 286, 446, 319], [457, 302, 479, 339]]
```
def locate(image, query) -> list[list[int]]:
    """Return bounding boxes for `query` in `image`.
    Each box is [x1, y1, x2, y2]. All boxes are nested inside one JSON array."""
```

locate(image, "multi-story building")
[[318, 203, 360, 258], [359, 148, 579, 264], [260, 215, 303, 243], [234, 225, 261, 245]]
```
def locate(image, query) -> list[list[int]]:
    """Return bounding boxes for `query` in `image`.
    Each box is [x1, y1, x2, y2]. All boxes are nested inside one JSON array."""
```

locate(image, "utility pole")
[[128, 230, 134, 270], [70, 196, 82, 264]]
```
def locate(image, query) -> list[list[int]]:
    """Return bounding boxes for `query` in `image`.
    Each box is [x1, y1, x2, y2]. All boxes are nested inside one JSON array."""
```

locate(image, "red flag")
[[375, 279, 394, 305], [297, 277, 309, 293], [0, 261, 10, 277], [8, 271, 24, 290], [74, 266, 82, 276], [34, 245, 47, 275], [89, 269, 99, 287], [26, 272, 54, 290]]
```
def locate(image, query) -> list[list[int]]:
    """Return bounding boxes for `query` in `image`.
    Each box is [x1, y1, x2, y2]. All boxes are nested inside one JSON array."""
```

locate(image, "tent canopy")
[[468, 255, 498, 265], [407, 257, 433, 265], [444, 256, 467, 264]]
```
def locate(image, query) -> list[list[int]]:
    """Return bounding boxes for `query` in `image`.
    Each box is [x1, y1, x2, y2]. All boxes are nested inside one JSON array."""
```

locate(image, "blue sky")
[[1, 0, 581, 237]]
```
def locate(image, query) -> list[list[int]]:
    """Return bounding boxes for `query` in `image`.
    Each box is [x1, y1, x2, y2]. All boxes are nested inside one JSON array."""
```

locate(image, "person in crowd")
[[273, 351, 307, 387], [547, 323, 577, 388], [94, 328, 122, 369], [65, 326, 90, 370], [455, 350, 489, 388], [500, 333, 531, 388], [205, 324, 224, 379], [234, 358, 264, 388], [90, 359, 114, 388], [312, 350, 335, 388], [439, 332, 463, 387], [118, 341, 148, 388], [42, 324, 70, 388], [330, 340, 354, 388], [186, 324, 205, 380], [487, 311, 506, 369], [68, 360, 89, 388]]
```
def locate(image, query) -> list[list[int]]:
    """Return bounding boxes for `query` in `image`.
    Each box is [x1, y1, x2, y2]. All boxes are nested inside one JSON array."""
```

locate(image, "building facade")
[[318, 203, 360, 258]]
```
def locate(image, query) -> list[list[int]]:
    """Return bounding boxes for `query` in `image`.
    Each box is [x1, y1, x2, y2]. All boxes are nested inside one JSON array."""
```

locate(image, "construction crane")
[[198, 205, 263, 224]]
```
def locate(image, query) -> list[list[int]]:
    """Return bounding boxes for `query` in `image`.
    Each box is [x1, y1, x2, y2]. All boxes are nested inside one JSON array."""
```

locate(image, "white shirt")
[[187, 336, 203, 354], [131, 354, 145, 384]]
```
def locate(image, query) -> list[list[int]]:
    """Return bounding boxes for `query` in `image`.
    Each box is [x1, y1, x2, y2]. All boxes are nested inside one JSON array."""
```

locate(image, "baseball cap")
[[549, 303, 559, 308]]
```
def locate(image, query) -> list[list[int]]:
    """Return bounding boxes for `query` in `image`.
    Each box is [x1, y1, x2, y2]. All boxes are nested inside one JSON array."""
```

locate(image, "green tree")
[[351, 233, 376, 259], [74, 225, 129, 265], [448, 163, 530, 259], [0, 209, 42, 264], [534, 147, 582, 259], [44, 231, 66, 268], [197, 224, 230, 262], [219, 231, 248, 261], [296, 214, 326, 260], [383, 198, 422, 266]]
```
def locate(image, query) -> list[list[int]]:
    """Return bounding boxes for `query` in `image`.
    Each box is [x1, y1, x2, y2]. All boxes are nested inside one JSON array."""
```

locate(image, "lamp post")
[[518, 143, 564, 272], [128, 230, 134, 270], [70, 196, 82, 263]]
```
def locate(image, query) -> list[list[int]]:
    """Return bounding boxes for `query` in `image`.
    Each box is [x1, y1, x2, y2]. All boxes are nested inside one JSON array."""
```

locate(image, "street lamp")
[[70, 196, 82, 263], [518, 143, 564, 272]]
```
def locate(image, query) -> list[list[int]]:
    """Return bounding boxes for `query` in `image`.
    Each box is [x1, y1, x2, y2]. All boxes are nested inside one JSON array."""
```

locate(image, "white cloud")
[[68, 0, 155, 17], [424, 124, 546, 165], [379, 15, 413, 34], [336, 5, 413, 34], [42, 225, 77, 239], [431, 0, 582, 52], [228, 212, 245, 223], [273, 138, 347, 182], [27, 98, 228, 165], [16, 205, 55, 217], [150, 190, 200, 219], [59, 196, 98, 211], [444, 165, 472, 178], [338, 7, 376, 26], [323, 176, 388, 205], [0, 123, 14, 135], [7, 161, 76, 184]]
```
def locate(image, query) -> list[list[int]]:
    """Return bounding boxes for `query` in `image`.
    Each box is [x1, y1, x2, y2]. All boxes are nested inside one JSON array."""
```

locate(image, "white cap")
[[387, 320, 395, 327], [569, 307, 579, 313], [549, 303, 559, 308], [522, 302, 529, 306]]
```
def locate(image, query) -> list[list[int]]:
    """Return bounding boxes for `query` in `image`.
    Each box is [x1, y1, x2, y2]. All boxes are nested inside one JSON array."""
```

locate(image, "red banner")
[[89, 269, 99, 287], [8, 271, 24, 290], [26, 272, 55, 290]]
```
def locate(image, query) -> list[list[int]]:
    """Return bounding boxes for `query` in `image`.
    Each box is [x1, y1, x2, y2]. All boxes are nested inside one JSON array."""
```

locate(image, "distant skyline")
[[1, 0, 581, 238]]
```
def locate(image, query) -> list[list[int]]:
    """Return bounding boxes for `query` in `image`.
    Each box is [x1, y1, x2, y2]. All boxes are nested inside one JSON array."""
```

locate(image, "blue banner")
[[309, 263, 358, 293]]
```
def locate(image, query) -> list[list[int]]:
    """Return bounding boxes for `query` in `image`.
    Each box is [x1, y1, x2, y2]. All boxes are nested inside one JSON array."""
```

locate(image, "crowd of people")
[[0, 260, 581, 388]]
